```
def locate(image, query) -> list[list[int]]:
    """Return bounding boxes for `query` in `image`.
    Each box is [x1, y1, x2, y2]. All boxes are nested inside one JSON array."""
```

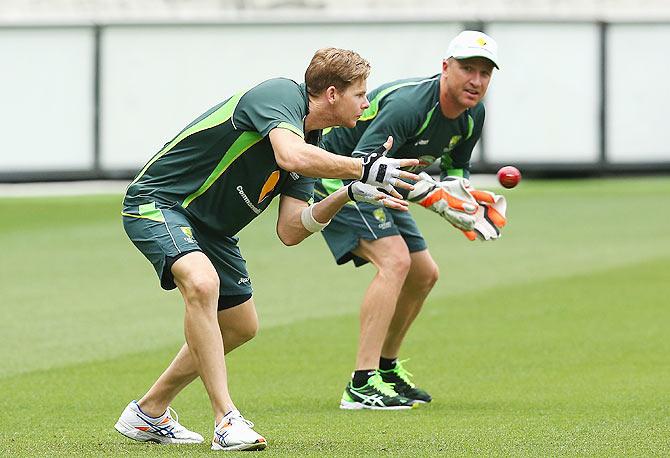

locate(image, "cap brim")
[[452, 51, 499, 69]]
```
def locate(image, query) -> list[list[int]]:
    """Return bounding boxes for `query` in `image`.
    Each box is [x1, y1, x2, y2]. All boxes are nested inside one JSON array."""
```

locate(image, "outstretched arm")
[[270, 128, 362, 180], [276, 186, 408, 246], [269, 129, 419, 194], [276, 191, 348, 246]]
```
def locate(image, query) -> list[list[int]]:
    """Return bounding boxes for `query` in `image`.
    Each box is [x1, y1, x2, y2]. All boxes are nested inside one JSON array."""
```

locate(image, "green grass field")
[[1, 177, 669, 456]]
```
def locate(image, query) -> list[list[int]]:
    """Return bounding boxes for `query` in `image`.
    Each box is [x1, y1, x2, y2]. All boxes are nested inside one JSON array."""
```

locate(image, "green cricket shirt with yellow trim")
[[320, 74, 484, 180], [124, 78, 318, 236]]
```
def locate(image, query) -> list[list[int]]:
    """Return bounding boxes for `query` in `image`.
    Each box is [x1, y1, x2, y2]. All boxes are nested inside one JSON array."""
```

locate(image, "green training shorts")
[[122, 202, 252, 296], [316, 198, 428, 267]]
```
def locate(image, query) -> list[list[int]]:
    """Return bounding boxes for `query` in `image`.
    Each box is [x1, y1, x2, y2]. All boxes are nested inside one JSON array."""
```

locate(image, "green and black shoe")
[[379, 359, 432, 403], [340, 371, 418, 410]]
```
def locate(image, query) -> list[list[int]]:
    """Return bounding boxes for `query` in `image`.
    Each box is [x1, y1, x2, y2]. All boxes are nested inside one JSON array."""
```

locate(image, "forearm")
[[311, 187, 350, 226], [280, 143, 363, 180], [277, 188, 350, 246]]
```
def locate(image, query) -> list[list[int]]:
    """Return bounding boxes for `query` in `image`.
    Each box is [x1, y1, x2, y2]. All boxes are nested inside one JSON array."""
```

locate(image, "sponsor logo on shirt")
[[237, 277, 250, 284], [258, 170, 280, 203], [290, 172, 300, 180], [443, 135, 462, 153], [237, 186, 262, 215], [414, 139, 430, 146]]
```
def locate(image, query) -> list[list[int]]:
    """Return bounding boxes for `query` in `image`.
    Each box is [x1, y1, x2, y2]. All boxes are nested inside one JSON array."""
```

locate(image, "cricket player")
[[114, 48, 420, 450], [314, 32, 508, 409]]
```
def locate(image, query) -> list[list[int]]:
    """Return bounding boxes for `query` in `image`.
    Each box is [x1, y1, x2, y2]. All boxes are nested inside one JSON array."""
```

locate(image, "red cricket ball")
[[497, 166, 521, 188]]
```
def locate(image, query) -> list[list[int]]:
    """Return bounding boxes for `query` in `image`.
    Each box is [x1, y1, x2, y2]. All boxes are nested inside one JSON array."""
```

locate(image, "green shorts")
[[122, 202, 252, 298], [316, 198, 427, 267]]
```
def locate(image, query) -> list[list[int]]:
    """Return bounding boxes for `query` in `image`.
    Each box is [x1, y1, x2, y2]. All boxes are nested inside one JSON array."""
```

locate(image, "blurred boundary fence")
[[1, 17, 669, 182]]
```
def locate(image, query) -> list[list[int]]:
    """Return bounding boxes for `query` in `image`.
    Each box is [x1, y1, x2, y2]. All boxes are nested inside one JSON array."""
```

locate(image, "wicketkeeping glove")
[[461, 188, 507, 241], [346, 181, 393, 206], [359, 144, 404, 192], [407, 172, 478, 231]]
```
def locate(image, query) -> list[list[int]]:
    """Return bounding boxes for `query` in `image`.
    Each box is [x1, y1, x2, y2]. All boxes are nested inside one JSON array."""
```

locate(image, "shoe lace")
[[165, 406, 187, 432], [233, 415, 255, 429], [222, 411, 255, 429], [393, 359, 416, 388], [166, 406, 179, 424], [368, 372, 398, 397]]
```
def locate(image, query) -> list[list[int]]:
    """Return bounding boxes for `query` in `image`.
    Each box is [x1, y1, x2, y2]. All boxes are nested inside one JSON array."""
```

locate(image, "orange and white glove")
[[461, 187, 507, 241], [407, 172, 478, 231]]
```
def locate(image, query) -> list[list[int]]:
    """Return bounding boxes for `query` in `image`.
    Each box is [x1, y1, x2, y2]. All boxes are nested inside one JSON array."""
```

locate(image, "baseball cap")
[[446, 30, 499, 69]]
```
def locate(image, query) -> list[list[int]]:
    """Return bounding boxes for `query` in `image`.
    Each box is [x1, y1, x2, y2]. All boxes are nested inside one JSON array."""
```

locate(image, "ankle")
[[379, 356, 397, 371], [136, 399, 166, 418], [352, 369, 375, 388], [215, 405, 237, 425]]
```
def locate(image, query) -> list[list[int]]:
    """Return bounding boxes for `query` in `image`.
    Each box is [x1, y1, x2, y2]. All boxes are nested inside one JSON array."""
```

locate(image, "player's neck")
[[305, 97, 337, 132], [439, 93, 468, 119]]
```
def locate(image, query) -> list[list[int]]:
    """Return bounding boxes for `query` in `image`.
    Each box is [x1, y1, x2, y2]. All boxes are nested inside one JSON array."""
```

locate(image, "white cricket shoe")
[[211, 410, 267, 451], [114, 400, 204, 444]]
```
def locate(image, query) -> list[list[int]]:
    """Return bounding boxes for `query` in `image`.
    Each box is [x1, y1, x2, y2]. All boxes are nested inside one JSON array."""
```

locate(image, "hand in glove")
[[359, 136, 419, 197], [461, 187, 507, 241], [407, 172, 478, 231], [347, 181, 409, 211]]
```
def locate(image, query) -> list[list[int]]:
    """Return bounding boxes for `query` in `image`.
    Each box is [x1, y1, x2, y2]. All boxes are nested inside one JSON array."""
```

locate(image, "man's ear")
[[325, 86, 337, 104]]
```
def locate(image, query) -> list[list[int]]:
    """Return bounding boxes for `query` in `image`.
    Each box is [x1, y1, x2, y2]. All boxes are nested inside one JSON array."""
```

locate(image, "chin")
[[461, 96, 481, 107]]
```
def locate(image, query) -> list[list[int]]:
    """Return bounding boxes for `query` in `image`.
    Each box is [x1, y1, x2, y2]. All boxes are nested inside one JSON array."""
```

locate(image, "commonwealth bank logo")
[[258, 170, 280, 203]]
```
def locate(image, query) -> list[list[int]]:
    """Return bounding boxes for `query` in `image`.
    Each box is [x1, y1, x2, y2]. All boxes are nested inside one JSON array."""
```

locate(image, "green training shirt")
[[124, 78, 318, 236], [321, 74, 484, 179]]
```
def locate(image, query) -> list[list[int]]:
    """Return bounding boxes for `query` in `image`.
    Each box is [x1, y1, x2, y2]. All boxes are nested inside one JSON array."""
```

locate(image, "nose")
[[470, 72, 482, 87], [361, 96, 370, 109]]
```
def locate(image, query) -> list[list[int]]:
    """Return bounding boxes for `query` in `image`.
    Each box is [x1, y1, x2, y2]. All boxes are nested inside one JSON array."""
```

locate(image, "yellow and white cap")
[[446, 30, 499, 69]]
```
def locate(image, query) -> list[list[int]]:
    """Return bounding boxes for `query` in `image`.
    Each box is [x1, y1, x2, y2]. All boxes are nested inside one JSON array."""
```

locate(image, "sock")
[[352, 369, 375, 388], [134, 401, 166, 420], [379, 357, 397, 371]]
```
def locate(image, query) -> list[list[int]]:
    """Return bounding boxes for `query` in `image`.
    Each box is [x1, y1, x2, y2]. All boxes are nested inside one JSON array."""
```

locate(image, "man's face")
[[442, 57, 495, 109], [333, 78, 370, 128]]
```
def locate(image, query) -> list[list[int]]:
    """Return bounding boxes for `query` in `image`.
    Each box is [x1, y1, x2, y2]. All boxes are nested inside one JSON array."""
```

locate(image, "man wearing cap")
[[313, 31, 503, 409]]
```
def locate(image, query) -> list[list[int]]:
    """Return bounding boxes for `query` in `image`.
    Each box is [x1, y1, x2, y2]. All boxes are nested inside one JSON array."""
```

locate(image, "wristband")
[[300, 204, 330, 233]]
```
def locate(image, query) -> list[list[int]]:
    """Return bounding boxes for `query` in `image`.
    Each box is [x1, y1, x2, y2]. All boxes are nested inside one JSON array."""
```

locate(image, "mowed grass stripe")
[[1, 257, 668, 456], [1, 178, 670, 378]]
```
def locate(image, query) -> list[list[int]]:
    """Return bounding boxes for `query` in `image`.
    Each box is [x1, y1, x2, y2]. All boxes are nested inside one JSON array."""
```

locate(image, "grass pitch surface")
[[1, 177, 669, 456]]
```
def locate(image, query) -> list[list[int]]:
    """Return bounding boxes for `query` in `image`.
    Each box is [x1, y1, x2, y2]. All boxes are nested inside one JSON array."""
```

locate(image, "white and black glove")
[[407, 172, 478, 231], [346, 181, 408, 210], [461, 188, 507, 241], [359, 144, 405, 192]]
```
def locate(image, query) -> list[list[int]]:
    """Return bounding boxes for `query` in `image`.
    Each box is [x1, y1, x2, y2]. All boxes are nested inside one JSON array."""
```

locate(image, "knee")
[[411, 260, 440, 293], [377, 251, 412, 281], [183, 273, 220, 308], [424, 261, 440, 290], [236, 319, 259, 344], [225, 315, 258, 347]]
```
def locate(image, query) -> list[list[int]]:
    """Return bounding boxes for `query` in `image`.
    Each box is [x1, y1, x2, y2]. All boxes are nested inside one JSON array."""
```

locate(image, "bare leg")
[[381, 249, 439, 359], [134, 252, 248, 423], [351, 236, 411, 370], [138, 298, 259, 417]]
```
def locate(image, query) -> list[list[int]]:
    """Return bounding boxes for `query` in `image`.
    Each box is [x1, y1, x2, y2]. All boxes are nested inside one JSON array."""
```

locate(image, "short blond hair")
[[305, 48, 371, 96]]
